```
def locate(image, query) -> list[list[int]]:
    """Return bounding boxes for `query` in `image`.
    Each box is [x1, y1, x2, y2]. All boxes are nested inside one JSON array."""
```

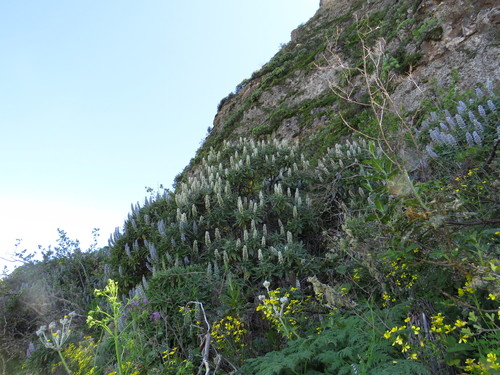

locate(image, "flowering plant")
[[36, 311, 77, 374]]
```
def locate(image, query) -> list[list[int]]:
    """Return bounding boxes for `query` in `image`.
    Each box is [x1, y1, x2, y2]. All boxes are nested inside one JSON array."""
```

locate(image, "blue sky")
[[0, 1, 319, 271]]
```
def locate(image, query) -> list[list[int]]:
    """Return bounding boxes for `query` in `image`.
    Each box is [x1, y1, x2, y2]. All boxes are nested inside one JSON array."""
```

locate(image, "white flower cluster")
[[315, 138, 374, 181], [114, 137, 317, 278], [36, 311, 76, 351]]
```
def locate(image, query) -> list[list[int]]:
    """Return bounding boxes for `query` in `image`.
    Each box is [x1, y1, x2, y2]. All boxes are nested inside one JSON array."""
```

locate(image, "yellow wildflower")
[[458, 335, 469, 343], [392, 335, 403, 346], [444, 324, 456, 334], [487, 352, 497, 363]]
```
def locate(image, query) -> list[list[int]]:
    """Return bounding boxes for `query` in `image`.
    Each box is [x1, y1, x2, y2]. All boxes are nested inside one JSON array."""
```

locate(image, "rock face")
[[319, 0, 337, 9], [391, 0, 500, 112], [197, 0, 498, 166]]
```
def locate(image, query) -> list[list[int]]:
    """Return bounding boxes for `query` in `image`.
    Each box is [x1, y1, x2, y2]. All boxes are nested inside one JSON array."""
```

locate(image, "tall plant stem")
[[57, 349, 72, 374], [113, 305, 123, 375]]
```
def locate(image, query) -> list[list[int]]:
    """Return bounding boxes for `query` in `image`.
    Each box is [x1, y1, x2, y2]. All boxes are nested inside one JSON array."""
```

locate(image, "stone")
[[210, 0, 499, 146]]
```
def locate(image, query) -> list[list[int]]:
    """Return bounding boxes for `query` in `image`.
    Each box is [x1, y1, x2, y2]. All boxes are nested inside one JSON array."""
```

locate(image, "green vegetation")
[[180, 0, 450, 185], [1, 1, 499, 374], [2, 79, 498, 374]]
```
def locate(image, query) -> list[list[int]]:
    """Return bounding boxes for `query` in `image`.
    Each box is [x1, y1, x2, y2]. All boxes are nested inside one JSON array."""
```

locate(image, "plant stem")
[[113, 307, 123, 375], [57, 349, 72, 374]]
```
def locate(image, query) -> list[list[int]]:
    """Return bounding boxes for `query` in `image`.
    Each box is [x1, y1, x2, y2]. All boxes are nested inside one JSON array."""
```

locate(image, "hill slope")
[[180, 0, 498, 174], [1, 1, 499, 374]]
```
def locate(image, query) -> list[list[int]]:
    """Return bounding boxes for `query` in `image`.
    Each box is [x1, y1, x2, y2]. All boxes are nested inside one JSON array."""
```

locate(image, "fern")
[[241, 313, 429, 375]]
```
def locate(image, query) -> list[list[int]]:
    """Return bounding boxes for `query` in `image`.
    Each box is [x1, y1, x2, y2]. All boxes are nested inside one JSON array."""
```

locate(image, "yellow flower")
[[382, 293, 392, 301], [458, 335, 469, 343], [392, 335, 403, 346], [383, 330, 391, 339], [163, 347, 178, 358], [408, 353, 418, 360], [432, 313, 444, 325], [487, 352, 497, 363], [488, 293, 498, 301], [444, 324, 456, 334], [401, 343, 410, 353], [454, 319, 467, 327]]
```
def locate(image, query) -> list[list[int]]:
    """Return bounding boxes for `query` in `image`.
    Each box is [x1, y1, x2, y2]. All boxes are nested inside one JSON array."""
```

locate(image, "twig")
[[187, 301, 212, 375], [486, 138, 499, 165], [1, 353, 6, 375], [338, 111, 381, 141], [445, 219, 500, 226], [439, 290, 499, 313]]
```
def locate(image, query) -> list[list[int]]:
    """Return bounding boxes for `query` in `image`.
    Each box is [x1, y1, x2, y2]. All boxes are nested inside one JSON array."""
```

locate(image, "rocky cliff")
[[3, 1, 499, 373], [187, 0, 498, 171]]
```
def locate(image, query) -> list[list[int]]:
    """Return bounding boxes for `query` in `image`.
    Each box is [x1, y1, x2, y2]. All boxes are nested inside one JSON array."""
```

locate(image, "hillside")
[[1, 1, 499, 374], [180, 0, 499, 174]]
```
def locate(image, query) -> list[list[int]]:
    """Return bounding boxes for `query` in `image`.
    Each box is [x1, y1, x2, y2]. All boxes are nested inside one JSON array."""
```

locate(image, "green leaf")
[[446, 343, 474, 353]]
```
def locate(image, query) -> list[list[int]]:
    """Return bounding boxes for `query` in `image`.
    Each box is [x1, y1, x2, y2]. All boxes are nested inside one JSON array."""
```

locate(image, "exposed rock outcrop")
[[206, 0, 499, 153]]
